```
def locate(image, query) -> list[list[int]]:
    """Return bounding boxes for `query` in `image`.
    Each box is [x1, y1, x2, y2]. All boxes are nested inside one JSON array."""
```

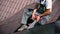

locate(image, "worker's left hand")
[[36, 15, 41, 22]]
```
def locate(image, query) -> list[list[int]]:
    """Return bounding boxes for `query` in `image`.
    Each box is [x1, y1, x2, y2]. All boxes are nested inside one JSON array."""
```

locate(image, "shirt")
[[35, 0, 52, 12]]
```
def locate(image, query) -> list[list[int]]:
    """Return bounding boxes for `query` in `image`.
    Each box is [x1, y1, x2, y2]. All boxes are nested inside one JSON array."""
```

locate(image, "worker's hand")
[[31, 9, 37, 20], [31, 14, 35, 20], [36, 15, 41, 22]]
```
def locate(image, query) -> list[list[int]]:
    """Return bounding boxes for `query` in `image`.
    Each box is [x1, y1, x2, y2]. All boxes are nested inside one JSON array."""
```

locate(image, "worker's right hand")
[[31, 9, 37, 20], [31, 14, 35, 20]]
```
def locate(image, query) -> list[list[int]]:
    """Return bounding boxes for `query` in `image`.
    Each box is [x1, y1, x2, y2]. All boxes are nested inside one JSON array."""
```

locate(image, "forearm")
[[39, 9, 50, 17], [32, 3, 40, 14], [32, 9, 37, 15]]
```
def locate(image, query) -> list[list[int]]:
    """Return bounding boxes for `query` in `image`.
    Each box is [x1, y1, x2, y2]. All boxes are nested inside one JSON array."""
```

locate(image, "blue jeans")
[[21, 8, 51, 25]]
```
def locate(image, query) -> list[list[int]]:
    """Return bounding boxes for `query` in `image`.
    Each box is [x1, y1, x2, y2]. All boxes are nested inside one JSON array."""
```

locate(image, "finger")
[[36, 17, 40, 22], [31, 17, 34, 20], [36, 18, 39, 22]]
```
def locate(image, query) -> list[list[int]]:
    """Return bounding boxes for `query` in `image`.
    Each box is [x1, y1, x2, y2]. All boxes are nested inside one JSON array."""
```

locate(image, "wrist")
[[39, 14, 43, 17]]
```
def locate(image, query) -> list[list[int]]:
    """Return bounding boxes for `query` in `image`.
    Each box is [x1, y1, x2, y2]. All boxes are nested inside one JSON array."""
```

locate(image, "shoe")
[[18, 25, 28, 31]]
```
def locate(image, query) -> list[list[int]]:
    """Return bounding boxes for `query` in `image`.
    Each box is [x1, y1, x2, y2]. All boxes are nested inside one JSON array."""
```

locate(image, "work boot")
[[18, 25, 28, 31]]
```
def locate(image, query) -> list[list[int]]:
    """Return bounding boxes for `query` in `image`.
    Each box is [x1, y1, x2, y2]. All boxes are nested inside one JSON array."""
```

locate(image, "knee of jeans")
[[39, 18, 47, 25]]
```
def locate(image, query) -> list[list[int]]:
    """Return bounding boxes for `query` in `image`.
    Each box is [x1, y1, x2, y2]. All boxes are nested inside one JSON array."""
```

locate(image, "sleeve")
[[35, 0, 40, 3], [46, 0, 52, 12]]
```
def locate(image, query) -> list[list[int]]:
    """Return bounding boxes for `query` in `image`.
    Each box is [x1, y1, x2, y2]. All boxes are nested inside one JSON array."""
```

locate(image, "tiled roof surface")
[[0, 0, 35, 21]]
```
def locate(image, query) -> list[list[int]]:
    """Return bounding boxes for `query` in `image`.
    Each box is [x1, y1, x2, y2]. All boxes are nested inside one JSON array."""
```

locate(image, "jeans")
[[21, 8, 51, 25]]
